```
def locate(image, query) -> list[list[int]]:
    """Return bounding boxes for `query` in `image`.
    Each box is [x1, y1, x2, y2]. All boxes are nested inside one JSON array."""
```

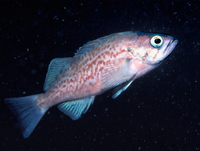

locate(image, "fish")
[[4, 31, 178, 138]]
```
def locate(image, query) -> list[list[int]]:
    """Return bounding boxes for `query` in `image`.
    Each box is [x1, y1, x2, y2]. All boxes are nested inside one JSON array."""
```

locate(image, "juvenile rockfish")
[[5, 31, 178, 138]]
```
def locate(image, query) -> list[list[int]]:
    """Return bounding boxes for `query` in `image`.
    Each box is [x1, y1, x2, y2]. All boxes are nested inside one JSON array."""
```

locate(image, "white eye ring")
[[150, 35, 163, 48]]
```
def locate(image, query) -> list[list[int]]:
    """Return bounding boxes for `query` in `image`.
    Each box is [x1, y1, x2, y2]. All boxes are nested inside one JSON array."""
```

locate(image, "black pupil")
[[154, 38, 161, 44]]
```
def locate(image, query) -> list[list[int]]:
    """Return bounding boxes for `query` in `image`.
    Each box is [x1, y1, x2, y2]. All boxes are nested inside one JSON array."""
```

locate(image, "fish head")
[[128, 32, 178, 66]]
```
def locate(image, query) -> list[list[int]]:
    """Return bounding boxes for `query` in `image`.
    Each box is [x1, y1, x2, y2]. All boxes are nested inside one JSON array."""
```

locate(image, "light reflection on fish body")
[[4, 31, 178, 138]]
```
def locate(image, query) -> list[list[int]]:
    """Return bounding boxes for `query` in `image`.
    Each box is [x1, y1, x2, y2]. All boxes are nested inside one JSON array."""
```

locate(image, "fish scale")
[[42, 32, 135, 105], [4, 31, 178, 138]]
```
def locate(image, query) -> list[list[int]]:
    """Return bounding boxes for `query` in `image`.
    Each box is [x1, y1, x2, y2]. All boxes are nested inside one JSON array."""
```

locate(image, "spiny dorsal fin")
[[74, 31, 134, 58], [43, 58, 73, 91]]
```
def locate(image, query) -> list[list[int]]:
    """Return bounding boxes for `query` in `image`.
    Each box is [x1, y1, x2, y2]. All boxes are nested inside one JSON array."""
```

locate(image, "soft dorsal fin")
[[43, 58, 73, 91], [57, 96, 95, 120]]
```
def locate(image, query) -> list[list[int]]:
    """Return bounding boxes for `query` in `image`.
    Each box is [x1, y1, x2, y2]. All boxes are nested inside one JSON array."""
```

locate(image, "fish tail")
[[4, 94, 47, 138]]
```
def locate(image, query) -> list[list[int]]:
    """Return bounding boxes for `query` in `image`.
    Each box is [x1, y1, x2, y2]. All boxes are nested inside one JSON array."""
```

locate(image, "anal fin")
[[57, 96, 95, 120]]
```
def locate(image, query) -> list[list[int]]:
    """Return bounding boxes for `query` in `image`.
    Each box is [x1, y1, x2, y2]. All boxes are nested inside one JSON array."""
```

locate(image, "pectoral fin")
[[112, 80, 134, 99], [57, 96, 95, 120], [101, 58, 137, 91], [112, 74, 137, 99]]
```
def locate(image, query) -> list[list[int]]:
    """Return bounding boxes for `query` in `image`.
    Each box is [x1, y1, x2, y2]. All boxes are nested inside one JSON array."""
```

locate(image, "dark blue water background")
[[0, 1, 200, 150]]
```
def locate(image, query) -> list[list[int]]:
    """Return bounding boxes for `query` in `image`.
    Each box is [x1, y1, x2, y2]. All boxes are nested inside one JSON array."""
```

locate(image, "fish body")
[[4, 31, 178, 138]]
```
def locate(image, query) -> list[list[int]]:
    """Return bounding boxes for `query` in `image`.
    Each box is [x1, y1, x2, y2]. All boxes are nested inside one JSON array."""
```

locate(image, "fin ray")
[[112, 79, 134, 99], [57, 96, 95, 120], [4, 94, 47, 138], [74, 31, 135, 58], [44, 58, 73, 91], [101, 58, 136, 91]]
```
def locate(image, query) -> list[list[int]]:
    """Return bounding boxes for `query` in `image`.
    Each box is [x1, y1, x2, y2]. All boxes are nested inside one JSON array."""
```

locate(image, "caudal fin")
[[4, 94, 47, 138]]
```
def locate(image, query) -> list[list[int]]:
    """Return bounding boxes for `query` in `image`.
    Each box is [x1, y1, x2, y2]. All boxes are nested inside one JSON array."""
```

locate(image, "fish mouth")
[[150, 38, 178, 67], [164, 38, 178, 57]]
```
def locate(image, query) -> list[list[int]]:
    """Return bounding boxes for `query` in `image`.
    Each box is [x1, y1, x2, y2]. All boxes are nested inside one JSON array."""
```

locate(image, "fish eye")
[[150, 35, 163, 48]]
